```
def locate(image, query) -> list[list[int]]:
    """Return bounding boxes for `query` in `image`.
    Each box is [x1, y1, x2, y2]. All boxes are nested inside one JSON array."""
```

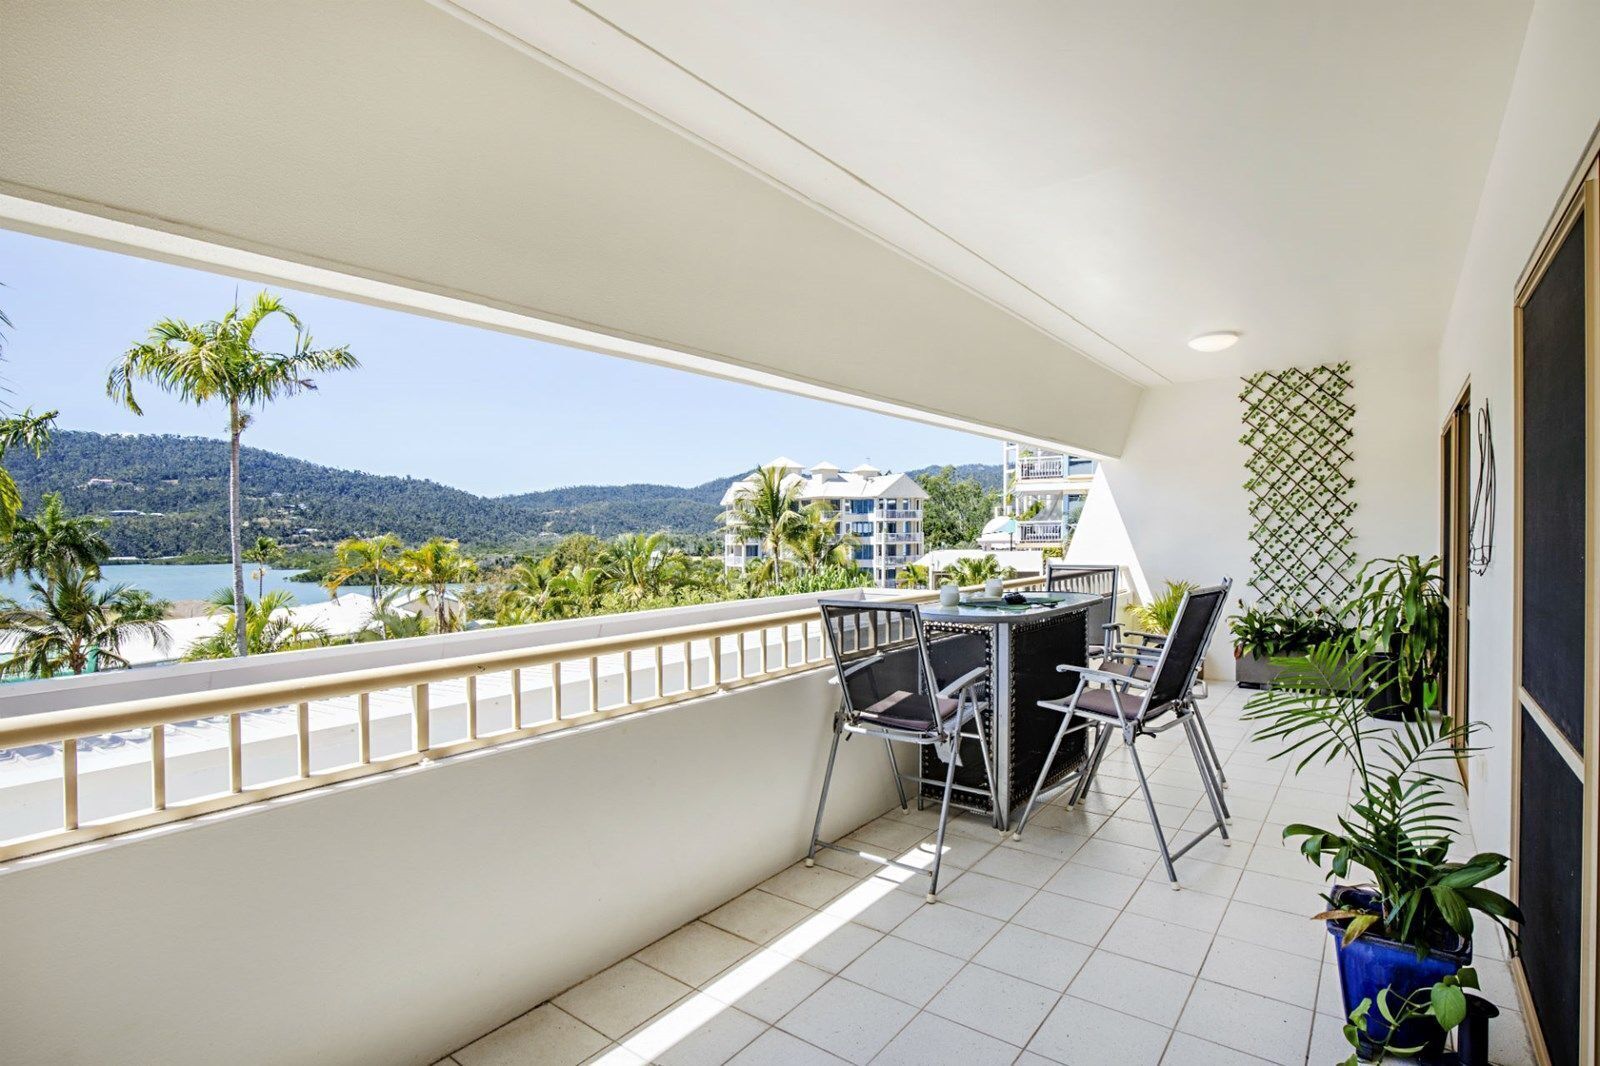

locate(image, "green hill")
[[7, 430, 999, 558]]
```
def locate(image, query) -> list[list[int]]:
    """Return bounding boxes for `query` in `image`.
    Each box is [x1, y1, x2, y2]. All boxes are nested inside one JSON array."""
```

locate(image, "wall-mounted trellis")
[[1239, 362, 1357, 614]]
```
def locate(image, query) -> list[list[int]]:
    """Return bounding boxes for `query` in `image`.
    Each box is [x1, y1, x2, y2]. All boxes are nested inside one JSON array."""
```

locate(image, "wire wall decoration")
[[1239, 361, 1358, 614], [1468, 401, 1496, 576]]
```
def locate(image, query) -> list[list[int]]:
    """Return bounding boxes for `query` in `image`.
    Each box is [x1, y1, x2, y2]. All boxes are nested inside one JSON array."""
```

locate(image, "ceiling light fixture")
[[1188, 331, 1240, 353]]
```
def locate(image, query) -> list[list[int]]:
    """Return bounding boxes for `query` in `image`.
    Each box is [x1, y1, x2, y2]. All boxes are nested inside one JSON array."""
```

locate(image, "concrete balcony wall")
[[0, 665, 898, 1065]]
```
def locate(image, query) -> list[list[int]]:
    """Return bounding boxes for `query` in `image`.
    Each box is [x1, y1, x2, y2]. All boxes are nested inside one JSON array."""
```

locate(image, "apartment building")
[[979, 442, 1098, 549], [720, 457, 927, 587]]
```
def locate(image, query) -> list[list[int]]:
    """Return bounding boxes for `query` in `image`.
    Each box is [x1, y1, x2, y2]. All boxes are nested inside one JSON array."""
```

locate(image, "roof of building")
[[720, 461, 929, 506]]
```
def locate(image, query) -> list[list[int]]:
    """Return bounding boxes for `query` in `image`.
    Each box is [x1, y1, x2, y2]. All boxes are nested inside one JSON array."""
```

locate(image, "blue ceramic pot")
[[1326, 886, 1470, 1054]]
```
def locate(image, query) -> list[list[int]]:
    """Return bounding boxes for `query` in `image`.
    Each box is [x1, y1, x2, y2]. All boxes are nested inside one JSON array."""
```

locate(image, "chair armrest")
[[1109, 644, 1162, 661], [1124, 630, 1167, 646], [1056, 663, 1149, 687], [839, 653, 884, 679], [937, 665, 989, 699]]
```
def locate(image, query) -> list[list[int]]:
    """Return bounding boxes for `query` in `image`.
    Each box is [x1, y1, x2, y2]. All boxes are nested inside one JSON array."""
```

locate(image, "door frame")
[[1512, 157, 1600, 1066], [1441, 379, 1471, 784]]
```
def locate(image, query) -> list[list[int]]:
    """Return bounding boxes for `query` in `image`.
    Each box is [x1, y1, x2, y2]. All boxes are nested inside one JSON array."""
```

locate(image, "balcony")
[[1017, 520, 1065, 543]]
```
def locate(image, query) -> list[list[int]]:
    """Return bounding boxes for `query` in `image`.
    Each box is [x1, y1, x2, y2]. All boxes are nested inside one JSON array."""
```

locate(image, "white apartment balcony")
[[877, 532, 922, 544], [1017, 520, 1065, 544], [0, 3, 1585, 1064]]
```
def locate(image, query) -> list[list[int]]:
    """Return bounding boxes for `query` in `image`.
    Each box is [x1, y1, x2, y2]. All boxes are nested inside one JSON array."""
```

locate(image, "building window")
[[850, 499, 873, 514], [852, 521, 873, 535], [854, 546, 873, 561], [884, 568, 897, 583], [745, 544, 759, 557]]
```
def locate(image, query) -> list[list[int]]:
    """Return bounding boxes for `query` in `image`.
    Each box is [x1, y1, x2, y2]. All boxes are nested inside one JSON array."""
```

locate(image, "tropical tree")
[[920, 466, 997, 549], [359, 589, 434, 641], [722, 464, 805, 586], [550, 564, 606, 617], [243, 535, 284, 600], [943, 554, 1016, 586], [790, 504, 856, 575], [605, 531, 683, 606], [0, 493, 111, 584], [397, 537, 477, 632], [108, 291, 358, 656], [896, 562, 931, 590], [184, 589, 328, 659], [0, 408, 57, 530], [496, 556, 565, 624], [0, 566, 170, 677], [324, 533, 400, 601]]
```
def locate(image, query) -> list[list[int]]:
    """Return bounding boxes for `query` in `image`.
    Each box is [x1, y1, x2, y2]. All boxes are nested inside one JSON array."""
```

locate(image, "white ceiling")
[[448, 0, 1531, 385]]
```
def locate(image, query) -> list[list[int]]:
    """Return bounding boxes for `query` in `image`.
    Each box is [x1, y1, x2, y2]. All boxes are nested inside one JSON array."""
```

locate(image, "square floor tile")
[[973, 923, 1092, 992], [1123, 878, 1228, 932], [1157, 856, 1243, 898], [1161, 1031, 1276, 1064], [871, 1011, 1020, 1066], [892, 901, 1005, 959], [1026, 995, 1171, 1066], [1067, 949, 1193, 1027], [1012, 890, 1120, 947], [1176, 979, 1313, 1065], [727, 1028, 847, 1065], [702, 952, 832, 1023], [910, 833, 997, 870], [637, 922, 757, 987], [935, 871, 1035, 920], [555, 958, 694, 1040], [854, 818, 933, 852], [777, 977, 916, 1065], [814, 838, 894, 879], [926, 963, 1060, 1045], [454, 1004, 608, 1066], [972, 846, 1066, 888], [839, 935, 964, 1008], [762, 863, 861, 908], [1100, 911, 1214, 974], [1199, 936, 1320, 1008], [762, 911, 878, 973], [822, 881, 925, 933], [704, 889, 814, 944], [1041, 862, 1144, 909], [620, 995, 766, 1066], [1216, 899, 1327, 961], [1231, 871, 1320, 916], [1004, 826, 1088, 861], [1072, 839, 1158, 878]]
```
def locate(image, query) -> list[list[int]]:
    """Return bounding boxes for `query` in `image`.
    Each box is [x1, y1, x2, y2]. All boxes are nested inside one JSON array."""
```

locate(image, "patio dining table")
[[917, 590, 1102, 830]]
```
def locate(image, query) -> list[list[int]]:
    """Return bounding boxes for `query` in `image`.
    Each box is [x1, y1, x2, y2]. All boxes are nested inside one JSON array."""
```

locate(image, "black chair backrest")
[[1046, 564, 1119, 639], [1144, 584, 1228, 709], [818, 600, 943, 732]]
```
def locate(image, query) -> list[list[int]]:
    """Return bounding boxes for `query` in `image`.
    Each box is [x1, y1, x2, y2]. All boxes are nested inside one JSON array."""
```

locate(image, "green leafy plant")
[[1243, 639, 1521, 957], [1340, 967, 1480, 1064], [1129, 579, 1194, 635], [1344, 554, 1447, 710], [1229, 601, 1349, 659]]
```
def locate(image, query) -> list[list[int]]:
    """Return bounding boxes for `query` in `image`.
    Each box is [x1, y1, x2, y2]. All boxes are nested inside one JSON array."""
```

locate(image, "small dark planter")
[[1326, 886, 1470, 1056], [1363, 648, 1439, 720]]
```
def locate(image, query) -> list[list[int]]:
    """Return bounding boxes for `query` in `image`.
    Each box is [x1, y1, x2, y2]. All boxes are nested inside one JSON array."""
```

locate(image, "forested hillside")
[[8, 430, 1000, 557]]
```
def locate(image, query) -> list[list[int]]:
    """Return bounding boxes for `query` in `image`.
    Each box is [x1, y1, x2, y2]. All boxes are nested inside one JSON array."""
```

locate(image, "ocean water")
[[0, 564, 369, 606]]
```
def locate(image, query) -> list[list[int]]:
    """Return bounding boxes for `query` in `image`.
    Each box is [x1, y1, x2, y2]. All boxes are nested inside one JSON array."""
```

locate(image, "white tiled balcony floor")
[[439, 684, 1535, 1066]]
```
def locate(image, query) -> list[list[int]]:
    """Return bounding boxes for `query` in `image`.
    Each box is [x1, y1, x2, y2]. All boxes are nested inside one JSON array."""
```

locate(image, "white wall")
[[0, 671, 900, 1065], [1068, 355, 1439, 679], [1432, 0, 1600, 856]]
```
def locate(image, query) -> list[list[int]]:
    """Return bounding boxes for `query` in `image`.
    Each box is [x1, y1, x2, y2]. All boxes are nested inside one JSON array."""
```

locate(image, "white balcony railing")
[[1018, 519, 1065, 542], [1016, 455, 1064, 480], [0, 576, 1044, 863]]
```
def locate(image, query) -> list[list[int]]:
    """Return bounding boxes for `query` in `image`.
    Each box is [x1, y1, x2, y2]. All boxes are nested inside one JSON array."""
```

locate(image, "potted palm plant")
[[1344, 555, 1447, 718], [1243, 641, 1520, 1058]]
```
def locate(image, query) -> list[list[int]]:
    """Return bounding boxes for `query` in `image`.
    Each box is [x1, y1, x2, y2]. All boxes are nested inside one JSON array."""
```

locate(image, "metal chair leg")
[[965, 698, 1001, 831], [1184, 716, 1230, 846], [1192, 702, 1228, 788], [1013, 706, 1078, 840], [926, 745, 961, 902], [885, 737, 908, 811], [805, 722, 844, 868], [1128, 737, 1179, 886], [1069, 724, 1113, 808]]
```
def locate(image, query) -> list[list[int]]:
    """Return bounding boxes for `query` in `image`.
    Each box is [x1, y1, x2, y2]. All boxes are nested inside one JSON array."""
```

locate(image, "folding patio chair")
[[1100, 577, 1234, 793], [1044, 563, 1120, 657], [805, 600, 998, 902], [1013, 583, 1232, 886]]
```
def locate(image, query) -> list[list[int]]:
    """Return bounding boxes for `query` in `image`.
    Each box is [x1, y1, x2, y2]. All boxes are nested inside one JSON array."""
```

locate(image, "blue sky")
[[0, 228, 996, 495]]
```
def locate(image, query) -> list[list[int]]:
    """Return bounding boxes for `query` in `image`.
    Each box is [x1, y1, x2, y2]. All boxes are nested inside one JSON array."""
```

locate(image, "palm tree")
[[605, 531, 683, 606], [896, 562, 930, 589], [184, 588, 328, 659], [323, 533, 401, 601], [359, 589, 434, 641], [943, 554, 1017, 587], [397, 537, 477, 632], [0, 493, 111, 584], [498, 556, 565, 623], [243, 535, 284, 600], [790, 504, 856, 575], [550, 564, 606, 618], [722, 465, 805, 586], [108, 292, 358, 656], [0, 566, 170, 677], [0, 408, 56, 530]]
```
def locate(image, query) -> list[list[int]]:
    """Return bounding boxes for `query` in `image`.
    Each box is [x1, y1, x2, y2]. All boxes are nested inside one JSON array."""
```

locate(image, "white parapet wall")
[[0, 596, 907, 1064]]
